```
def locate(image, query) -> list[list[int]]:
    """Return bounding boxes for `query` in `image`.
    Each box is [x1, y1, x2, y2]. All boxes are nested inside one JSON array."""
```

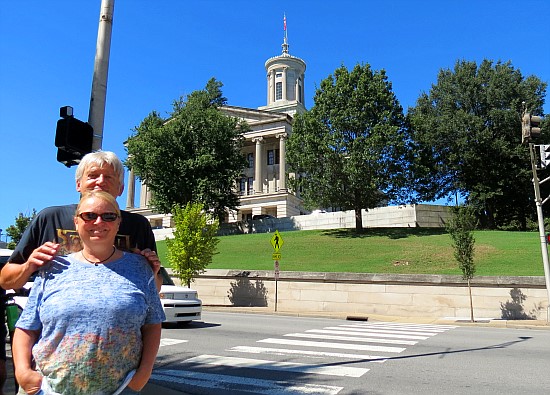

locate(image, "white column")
[[282, 67, 287, 101], [277, 133, 287, 191], [126, 167, 135, 209], [268, 70, 275, 105], [252, 137, 264, 193], [139, 183, 147, 208]]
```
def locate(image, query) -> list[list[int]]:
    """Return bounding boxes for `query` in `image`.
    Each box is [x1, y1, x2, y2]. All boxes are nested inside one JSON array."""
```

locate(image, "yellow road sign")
[[272, 253, 281, 260], [270, 230, 284, 252]]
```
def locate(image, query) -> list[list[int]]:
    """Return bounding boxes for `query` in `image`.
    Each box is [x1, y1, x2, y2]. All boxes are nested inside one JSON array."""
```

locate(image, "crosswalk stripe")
[[185, 354, 369, 377], [355, 322, 457, 331], [160, 338, 188, 347], [229, 345, 387, 362], [285, 332, 417, 345], [327, 326, 439, 337], [307, 329, 430, 340], [151, 369, 344, 395], [258, 338, 405, 353]]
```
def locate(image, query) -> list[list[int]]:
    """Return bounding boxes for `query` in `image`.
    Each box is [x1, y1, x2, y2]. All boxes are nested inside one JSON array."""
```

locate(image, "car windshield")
[[159, 266, 175, 286]]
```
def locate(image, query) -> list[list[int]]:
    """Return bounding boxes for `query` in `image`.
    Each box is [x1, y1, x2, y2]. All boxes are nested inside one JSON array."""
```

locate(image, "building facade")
[[125, 33, 307, 226]]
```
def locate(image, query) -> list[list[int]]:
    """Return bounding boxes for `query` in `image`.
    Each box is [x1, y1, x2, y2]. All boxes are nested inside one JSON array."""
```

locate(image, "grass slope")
[[156, 228, 545, 276]]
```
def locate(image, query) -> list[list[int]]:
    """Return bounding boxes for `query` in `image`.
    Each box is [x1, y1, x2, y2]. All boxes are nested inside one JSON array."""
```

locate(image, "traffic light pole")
[[528, 143, 550, 322], [88, 0, 115, 151]]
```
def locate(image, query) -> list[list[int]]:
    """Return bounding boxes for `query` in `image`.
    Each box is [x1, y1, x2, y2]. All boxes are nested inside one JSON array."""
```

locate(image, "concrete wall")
[[153, 204, 451, 239], [179, 269, 549, 321]]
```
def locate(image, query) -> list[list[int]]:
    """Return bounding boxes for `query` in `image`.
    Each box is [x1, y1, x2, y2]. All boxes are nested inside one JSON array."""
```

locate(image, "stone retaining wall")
[[178, 270, 549, 321]]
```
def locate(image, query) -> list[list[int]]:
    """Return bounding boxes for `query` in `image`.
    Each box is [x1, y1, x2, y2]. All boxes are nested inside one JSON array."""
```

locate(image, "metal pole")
[[529, 143, 550, 322], [89, 0, 115, 151]]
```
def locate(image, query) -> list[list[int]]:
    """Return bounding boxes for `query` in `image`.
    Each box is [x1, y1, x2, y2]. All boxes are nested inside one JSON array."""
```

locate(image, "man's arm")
[[0, 242, 60, 290]]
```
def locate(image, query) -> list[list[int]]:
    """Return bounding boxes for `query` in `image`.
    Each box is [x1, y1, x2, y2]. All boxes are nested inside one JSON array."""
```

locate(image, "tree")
[[446, 205, 477, 322], [5, 210, 36, 249], [287, 63, 411, 231], [126, 78, 248, 222], [408, 60, 547, 229], [166, 202, 219, 287]]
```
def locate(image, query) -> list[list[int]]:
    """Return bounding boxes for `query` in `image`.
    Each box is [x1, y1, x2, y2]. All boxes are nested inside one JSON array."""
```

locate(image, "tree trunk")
[[355, 208, 363, 231]]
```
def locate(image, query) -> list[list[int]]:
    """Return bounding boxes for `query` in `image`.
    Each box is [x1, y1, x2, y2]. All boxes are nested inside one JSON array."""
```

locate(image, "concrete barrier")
[[172, 269, 549, 321]]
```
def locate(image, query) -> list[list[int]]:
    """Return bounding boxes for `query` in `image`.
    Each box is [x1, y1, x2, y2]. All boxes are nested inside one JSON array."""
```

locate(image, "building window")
[[267, 149, 280, 165], [247, 153, 254, 168], [247, 177, 254, 194], [239, 178, 246, 195], [275, 82, 282, 101]]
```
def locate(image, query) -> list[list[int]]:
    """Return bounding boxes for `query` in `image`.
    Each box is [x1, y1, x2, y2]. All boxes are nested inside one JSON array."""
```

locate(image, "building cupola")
[[258, 15, 306, 116]]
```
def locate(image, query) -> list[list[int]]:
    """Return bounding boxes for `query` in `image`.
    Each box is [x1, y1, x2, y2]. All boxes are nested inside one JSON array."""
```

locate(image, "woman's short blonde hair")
[[75, 190, 121, 218]]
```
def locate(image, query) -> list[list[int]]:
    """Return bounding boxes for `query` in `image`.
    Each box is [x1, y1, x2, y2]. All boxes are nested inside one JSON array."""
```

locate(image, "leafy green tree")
[[287, 63, 411, 231], [408, 59, 547, 229], [126, 78, 248, 222], [446, 205, 477, 322], [166, 202, 219, 287], [5, 210, 36, 249]]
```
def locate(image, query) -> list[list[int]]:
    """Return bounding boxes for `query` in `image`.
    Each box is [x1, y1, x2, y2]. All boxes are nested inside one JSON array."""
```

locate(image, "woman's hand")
[[16, 368, 42, 395], [126, 371, 150, 391]]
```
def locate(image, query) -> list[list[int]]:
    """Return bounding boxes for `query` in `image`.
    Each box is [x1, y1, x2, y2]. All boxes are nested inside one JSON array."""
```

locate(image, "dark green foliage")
[[126, 78, 248, 222], [287, 63, 411, 230], [5, 210, 36, 249], [408, 60, 548, 229]]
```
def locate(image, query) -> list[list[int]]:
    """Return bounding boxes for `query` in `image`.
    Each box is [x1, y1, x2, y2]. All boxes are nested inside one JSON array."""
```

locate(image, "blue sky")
[[1, 0, 549, 238]]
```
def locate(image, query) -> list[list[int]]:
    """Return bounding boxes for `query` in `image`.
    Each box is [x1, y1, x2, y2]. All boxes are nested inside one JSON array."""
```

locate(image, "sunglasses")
[[78, 212, 120, 222]]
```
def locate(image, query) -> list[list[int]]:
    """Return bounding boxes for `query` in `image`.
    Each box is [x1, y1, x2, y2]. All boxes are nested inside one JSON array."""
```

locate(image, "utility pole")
[[89, 0, 115, 151], [528, 143, 550, 322]]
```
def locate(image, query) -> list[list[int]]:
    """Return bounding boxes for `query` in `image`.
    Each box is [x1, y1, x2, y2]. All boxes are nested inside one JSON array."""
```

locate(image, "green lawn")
[[156, 228, 546, 276]]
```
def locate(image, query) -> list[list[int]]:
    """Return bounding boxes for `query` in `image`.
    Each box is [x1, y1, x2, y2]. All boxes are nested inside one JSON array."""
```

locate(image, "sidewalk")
[[202, 305, 550, 329]]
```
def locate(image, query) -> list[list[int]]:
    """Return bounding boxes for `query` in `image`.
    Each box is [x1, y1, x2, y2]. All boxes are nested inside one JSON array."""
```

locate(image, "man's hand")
[[134, 248, 161, 275], [0, 242, 60, 290], [26, 242, 60, 273], [133, 248, 162, 291]]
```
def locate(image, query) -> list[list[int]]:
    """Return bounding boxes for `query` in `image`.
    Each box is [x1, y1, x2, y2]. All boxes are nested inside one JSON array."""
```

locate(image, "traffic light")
[[55, 107, 93, 167], [540, 145, 550, 168], [522, 112, 542, 144]]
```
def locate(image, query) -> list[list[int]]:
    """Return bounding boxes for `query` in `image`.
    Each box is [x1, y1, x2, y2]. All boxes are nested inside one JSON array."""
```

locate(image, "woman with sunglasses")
[[12, 191, 165, 395]]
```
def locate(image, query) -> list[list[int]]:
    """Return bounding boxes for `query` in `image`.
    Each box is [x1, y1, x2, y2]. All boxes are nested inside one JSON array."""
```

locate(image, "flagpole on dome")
[[282, 13, 289, 54]]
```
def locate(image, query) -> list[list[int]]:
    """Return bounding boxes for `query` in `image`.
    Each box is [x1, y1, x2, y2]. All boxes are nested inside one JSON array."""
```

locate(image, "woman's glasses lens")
[[79, 212, 119, 222]]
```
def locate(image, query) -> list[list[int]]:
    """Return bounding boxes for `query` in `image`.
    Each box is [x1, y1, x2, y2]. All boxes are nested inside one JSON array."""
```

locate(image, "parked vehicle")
[[158, 266, 202, 325], [252, 214, 275, 220]]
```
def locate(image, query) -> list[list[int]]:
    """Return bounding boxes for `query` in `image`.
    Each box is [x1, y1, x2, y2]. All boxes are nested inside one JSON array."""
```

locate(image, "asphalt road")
[[151, 311, 550, 395]]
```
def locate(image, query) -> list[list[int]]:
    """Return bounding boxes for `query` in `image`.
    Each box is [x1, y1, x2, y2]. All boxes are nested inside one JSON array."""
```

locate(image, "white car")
[[1, 249, 202, 326], [158, 266, 202, 325]]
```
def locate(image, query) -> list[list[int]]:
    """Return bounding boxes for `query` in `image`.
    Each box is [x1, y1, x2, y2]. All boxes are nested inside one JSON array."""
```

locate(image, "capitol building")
[[125, 33, 308, 227]]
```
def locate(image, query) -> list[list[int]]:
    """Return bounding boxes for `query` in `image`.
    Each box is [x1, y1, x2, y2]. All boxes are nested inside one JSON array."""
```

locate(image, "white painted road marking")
[[160, 338, 188, 347], [185, 354, 369, 377], [229, 345, 387, 362], [151, 369, 344, 394], [284, 332, 418, 345], [258, 338, 406, 353]]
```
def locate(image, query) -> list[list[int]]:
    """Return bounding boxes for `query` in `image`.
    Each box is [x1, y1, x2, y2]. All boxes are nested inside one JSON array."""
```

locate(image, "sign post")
[[270, 230, 284, 312]]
